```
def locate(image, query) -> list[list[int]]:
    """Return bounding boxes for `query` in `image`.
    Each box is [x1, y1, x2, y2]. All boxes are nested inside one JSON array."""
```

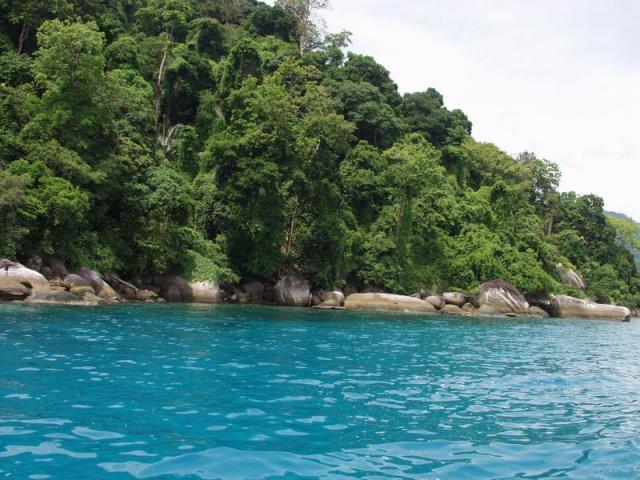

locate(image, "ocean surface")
[[0, 304, 639, 479]]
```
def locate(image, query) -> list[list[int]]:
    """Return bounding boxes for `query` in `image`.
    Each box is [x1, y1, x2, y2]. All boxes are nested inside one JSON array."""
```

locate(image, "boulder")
[[78, 268, 121, 301], [528, 306, 550, 318], [136, 290, 160, 302], [80, 292, 107, 305], [233, 288, 251, 304], [557, 264, 586, 291], [48, 258, 69, 279], [24, 255, 44, 273], [313, 303, 345, 310], [477, 305, 502, 316], [473, 279, 529, 316], [319, 290, 345, 307], [25, 289, 84, 305], [550, 295, 631, 321], [102, 273, 162, 302], [425, 295, 444, 309], [63, 274, 92, 289], [344, 293, 437, 314], [274, 275, 311, 307], [443, 292, 467, 307], [462, 303, 477, 315], [164, 285, 182, 302], [242, 281, 266, 304], [145, 275, 221, 303], [527, 298, 554, 316], [190, 281, 222, 304], [0, 278, 31, 301], [0, 262, 49, 290], [441, 304, 466, 316], [70, 286, 96, 297]]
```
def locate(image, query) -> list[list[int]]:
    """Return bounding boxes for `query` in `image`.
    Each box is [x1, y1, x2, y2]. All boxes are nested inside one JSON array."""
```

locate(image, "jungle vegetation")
[[1, 0, 638, 306]]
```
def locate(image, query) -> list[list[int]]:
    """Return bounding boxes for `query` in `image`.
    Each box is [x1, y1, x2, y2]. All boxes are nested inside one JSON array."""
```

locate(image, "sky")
[[269, 0, 639, 220]]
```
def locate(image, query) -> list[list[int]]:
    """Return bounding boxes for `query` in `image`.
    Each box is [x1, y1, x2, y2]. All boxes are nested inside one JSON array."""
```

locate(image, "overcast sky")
[[271, 0, 639, 219]]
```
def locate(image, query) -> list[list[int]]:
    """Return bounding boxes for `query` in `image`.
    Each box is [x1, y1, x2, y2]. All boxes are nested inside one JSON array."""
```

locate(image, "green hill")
[[606, 212, 640, 268], [0, 0, 638, 307]]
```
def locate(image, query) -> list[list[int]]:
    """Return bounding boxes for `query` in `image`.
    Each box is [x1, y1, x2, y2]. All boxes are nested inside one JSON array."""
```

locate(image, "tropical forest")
[[1, 0, 638, 307]]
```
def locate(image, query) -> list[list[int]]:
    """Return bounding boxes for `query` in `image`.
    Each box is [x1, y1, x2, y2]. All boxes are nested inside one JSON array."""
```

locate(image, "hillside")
[[0, 0, 638, 307], [606, 211, 640, 268]]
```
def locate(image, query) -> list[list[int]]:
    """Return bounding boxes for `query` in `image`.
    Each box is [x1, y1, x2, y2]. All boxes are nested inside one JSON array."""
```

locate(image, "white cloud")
[[268, 0, 640, 220]]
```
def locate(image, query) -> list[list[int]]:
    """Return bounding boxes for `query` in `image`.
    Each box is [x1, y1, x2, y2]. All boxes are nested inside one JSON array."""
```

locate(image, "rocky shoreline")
[[0, 259, 634, 322]]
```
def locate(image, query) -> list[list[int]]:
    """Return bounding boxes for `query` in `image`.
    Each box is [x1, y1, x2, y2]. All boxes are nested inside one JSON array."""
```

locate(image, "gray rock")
[[319, 290, 345, 307], [462, 303, 477, 315], [81, 292, 107, 305], [425, 295, 444, 309], [550, 295, 631, 321], [242, 281, 266, 304], [274, 275, 311, 307], [474, 279, 529, 316], [344, 293, 437, 314], [1, 261, 49, 290], [78, 268, 121, 301], [25, 289, 84, 305], [528, 306, 550, 318], [190, 281, 222, 304], [70, 286, 96, 297], [63, 274, 92, 289], [164, 285, 182, 302], [0, 278, 30, 301], [477, 305, 503, 316], [441, 304, 466, 316], [136, 290, 159, 302], [146, 275, 221, 303], [557, 264, 587, 291], [443, 292, 467, 307], [49, 258, 69, 279]]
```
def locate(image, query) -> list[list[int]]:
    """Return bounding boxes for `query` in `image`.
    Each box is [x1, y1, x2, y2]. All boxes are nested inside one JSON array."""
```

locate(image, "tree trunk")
[[17, 24, 30, 55], [284, 199, 299, 256], [155, 37, 169, 134]]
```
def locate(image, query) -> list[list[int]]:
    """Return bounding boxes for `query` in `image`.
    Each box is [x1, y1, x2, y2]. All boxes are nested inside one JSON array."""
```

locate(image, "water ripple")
[[0, 304, 639, 478]]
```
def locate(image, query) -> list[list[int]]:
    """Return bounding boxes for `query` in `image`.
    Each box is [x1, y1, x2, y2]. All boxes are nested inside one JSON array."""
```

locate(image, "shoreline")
[[0, 300, 640, 323], [0, 262, 633, 322]]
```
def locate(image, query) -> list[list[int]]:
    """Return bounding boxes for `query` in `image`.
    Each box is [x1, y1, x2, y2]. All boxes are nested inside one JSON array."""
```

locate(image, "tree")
[[608, 215, 640, 249], [31, 21, 109, 153], [403, 88, 472, 147], [518, 152, 561, 234], [7, 0, 72, 54], [0, 168, 31, 257], [33, 20, 105, 94], [275, 0, 329, 53], [135, 0, 192, 136]]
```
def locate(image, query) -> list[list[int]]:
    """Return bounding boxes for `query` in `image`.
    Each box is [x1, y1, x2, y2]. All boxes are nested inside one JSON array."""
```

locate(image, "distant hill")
[[606, 211, 640, 268]]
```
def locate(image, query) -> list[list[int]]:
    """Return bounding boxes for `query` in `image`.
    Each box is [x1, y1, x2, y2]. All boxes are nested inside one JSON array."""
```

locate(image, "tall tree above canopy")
[[275, 0, 329, 54], [33, 20, 105, 94], [403, 88, 472, 147], [135, 0, 192, 143]]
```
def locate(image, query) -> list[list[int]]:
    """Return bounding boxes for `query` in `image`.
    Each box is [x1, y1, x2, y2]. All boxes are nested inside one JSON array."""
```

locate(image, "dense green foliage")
[[1, 0, 638, 305]]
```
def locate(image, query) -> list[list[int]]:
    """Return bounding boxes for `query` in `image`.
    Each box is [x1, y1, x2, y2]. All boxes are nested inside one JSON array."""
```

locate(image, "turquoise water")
[[1, 305, 639, 479]]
